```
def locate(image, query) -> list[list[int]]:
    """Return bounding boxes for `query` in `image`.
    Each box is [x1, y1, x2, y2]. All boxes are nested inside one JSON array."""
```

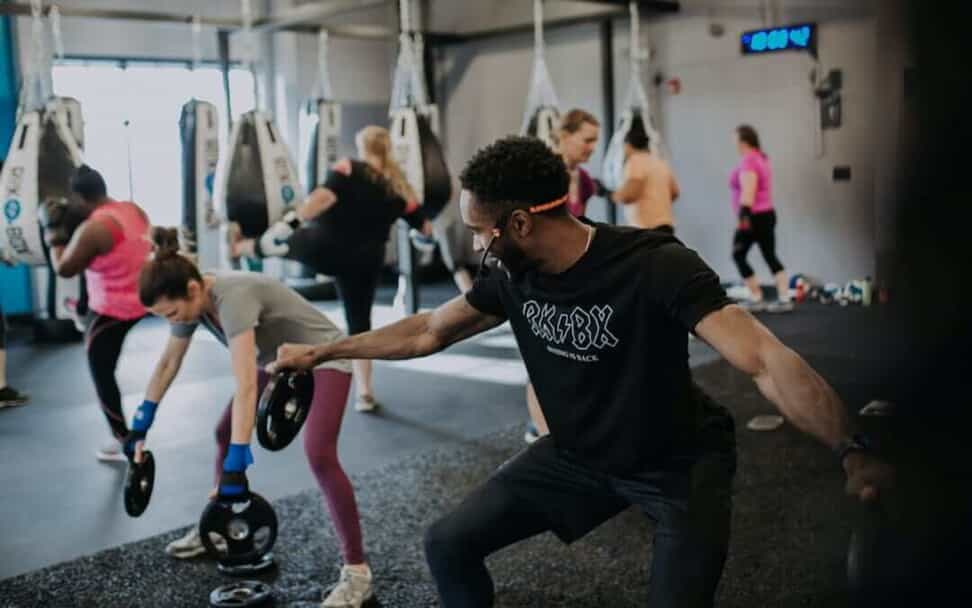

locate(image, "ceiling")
[[0, 1, 879, 41], [284, 0, 877, 38]]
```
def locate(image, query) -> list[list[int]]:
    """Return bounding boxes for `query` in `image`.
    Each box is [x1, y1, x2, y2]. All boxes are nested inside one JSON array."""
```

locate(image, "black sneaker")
[[0, 385, 30, 409]]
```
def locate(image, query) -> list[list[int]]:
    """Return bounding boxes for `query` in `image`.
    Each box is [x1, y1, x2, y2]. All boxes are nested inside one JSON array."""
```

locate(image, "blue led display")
[[741, 23, 816, 55]]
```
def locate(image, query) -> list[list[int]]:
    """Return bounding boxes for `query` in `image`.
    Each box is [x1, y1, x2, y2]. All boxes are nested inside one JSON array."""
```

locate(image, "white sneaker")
[[96, 440, 127, 463], [165, 526, 227, 559], [766, 300, 795, 313], [739, 299, 767, 313], [322, 565, 374, 608], [354, 394, 379, 413]]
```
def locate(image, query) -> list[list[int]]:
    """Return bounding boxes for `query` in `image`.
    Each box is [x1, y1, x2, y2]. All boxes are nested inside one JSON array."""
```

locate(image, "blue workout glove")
[[123, 400, 158, 458], [218, 443, 254, 499]]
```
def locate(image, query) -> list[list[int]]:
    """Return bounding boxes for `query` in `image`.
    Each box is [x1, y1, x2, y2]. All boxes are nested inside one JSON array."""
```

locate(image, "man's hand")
[[267, 343, 320, 374], [843, 452, 895, 502]]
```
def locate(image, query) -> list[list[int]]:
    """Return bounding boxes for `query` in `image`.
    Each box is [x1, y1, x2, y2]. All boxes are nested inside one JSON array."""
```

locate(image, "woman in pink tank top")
[[47, 165, 153, 461], [729, 125, 791, 313]]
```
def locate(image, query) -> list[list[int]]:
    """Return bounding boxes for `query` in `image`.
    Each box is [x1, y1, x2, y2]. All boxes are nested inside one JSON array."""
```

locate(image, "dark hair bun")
[[150, 226, 181, 253]]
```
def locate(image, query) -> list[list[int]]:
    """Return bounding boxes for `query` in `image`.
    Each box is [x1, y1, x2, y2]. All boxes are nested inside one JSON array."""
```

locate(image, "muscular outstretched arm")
[[269, 295, 504, 373], [695, 304, 849, 449]]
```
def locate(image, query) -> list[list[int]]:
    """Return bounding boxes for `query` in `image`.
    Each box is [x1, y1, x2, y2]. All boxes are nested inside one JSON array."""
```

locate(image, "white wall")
[[440, 12, 885, 282], [440, 21, 609, 225], [643, 15, 878, 282]]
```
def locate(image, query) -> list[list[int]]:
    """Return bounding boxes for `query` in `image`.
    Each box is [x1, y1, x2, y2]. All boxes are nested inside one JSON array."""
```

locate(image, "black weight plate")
[[256, 372, 314, 451], [209, 580, 273, 607], [123, 450, 155, 517], [199, 492, 278, 566]]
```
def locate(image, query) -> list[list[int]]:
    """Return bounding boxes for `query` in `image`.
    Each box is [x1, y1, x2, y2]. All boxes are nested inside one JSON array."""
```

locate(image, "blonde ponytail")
[[356, 126, 419, 203]]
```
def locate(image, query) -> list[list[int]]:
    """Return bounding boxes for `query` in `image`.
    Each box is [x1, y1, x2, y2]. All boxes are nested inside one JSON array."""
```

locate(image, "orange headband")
[[528, 194, 568, 214], [489, 194, 569, 237]]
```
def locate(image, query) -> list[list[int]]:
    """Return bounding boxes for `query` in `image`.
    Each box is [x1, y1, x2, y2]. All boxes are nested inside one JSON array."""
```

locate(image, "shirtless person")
[[611, 124, 680, 233]]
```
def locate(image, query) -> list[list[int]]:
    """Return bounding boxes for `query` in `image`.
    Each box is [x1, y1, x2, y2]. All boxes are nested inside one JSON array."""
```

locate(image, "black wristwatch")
[[835, 433, 870, 465]]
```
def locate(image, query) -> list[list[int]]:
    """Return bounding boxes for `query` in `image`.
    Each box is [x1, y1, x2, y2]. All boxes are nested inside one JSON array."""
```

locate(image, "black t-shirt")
[[315, 159, 425, 250], [466, 222, 733, 474]]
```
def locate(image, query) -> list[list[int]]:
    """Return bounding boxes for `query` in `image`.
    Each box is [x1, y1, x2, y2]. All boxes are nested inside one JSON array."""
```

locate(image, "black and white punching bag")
[[303, 98, 341, 190], [0, 97, 84, 334], [390, 105, 451, 219], [603, 1, 665, 191], [520, 0, 561, 150], [602, 108, 652, 190], [179, 99, 220, 269], [1, 98, 81, 265], [524, 105, 560, 150], [217, 110, 302, 239]]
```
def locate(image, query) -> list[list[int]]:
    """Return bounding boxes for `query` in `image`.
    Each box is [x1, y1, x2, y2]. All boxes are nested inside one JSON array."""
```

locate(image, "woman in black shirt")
[[231, 125, 430, 412]]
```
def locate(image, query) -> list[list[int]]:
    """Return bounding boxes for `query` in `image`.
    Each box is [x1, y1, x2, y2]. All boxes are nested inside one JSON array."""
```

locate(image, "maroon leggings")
[[214, 368, 364, 564]]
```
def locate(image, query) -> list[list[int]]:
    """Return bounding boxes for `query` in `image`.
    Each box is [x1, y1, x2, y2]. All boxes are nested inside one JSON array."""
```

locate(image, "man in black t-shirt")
[[270, 136, 894, 607]]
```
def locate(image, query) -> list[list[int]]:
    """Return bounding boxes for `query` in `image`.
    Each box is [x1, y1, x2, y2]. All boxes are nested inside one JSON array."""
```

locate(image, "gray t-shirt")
[[171, 272, 351, 373]]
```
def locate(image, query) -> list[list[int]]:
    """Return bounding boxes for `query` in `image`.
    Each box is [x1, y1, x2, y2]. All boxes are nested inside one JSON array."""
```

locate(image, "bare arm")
[[228, 330, 259, 444], [269, 295, 504, 372], [695, 305, 849, 448], [50, 219, 114, 277], [144, 334, 192, 403], [739, 170, 758, 208], [296, 187, 338, 221]]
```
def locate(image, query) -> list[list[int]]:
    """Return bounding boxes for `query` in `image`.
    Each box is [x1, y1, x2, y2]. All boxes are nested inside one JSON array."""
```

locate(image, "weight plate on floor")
[[209, 579, 273, 607]]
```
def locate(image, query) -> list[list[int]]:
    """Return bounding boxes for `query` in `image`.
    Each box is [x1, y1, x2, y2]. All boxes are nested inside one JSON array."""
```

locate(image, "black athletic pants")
[[732, 210, 784, 278], [425, 431, 736, 607], [85, 313, 144, 439]]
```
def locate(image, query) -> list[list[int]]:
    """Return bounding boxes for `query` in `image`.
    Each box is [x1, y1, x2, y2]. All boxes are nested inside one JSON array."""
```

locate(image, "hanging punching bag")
[[0, 98, 82, 266], [304, 99, 341, 190], [603, 2, 665, 191], [525, 105, 561, 149], [602, 108, 650, 190], [179, 99, 220, 268], [218, 110, 302, 239], [389, 105, 451, 220], [415, 108, 451, 218], [520, 0, 560, 150]]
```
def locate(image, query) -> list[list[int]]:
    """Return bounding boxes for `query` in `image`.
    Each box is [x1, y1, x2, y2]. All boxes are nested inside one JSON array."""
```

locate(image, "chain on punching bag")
[[1, 0, 82, 267], [602, 1, 666, 190], [303, 29, 342, 192], [389, 0, 451, 220], [520, 0, 561, 150], [217, 0, 302, 240], [180, 16, 221, 267]]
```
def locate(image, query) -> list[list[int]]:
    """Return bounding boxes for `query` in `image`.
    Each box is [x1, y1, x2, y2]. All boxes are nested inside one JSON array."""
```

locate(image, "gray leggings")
[[0, 301, 6, 348]]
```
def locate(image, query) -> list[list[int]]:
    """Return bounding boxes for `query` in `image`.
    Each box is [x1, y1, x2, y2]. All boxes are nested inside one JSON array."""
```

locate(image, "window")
[[52, 61, 255, 227]]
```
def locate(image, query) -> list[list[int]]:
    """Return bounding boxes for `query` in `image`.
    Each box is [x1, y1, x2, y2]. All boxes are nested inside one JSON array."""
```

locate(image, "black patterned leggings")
[[85, 313, 144, 439]]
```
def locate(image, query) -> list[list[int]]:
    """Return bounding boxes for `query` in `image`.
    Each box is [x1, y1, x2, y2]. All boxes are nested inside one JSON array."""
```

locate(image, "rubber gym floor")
[[1, 281, 968, 607]]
